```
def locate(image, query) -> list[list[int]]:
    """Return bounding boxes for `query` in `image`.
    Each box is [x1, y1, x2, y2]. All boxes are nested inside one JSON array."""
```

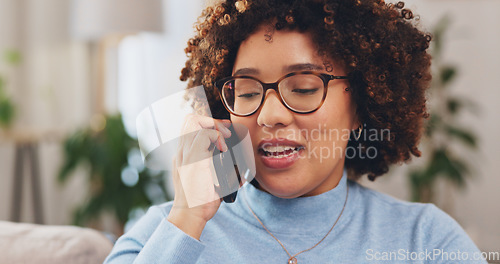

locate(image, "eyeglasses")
[[215, 71, 348, 117]]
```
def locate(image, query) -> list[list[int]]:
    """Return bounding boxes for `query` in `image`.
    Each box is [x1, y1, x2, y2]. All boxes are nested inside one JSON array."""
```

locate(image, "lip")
[[258, 138, 304, 149], [257, 138, 305, 170]]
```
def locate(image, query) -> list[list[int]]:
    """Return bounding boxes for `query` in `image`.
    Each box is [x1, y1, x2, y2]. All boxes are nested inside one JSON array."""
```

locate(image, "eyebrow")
[[285, 63, 325, 72], [233, 63, 325, 76], [233, 67, 259, 76]]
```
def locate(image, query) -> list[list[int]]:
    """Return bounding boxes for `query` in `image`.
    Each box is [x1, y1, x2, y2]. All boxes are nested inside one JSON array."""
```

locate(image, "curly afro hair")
[[180, 0, 432, 181]]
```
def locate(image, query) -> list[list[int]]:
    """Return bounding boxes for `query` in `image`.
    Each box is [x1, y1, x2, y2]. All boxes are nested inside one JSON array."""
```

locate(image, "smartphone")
[[212, 123, 254, 203]]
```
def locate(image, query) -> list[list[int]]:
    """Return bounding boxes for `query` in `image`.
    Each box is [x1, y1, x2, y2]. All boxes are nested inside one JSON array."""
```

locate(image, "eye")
[[237, 92, 261, 98], [234, 79, 261, 99], [292, 88, 320, 94]]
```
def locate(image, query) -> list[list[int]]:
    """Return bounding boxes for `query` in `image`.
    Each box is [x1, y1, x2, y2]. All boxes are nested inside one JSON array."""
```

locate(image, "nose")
[[256, 89, 293, 128]]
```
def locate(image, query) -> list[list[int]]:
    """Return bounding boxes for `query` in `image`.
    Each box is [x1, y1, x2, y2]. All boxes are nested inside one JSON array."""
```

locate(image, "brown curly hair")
[[180, 0, 432, 181]]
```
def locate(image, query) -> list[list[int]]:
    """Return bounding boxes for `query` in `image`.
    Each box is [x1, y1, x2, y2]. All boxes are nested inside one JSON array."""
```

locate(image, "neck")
[[239, 170, 350, 235]]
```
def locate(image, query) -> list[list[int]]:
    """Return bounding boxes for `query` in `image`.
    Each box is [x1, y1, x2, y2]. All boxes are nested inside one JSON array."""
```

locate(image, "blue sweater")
[[105, 172, 485, 263]]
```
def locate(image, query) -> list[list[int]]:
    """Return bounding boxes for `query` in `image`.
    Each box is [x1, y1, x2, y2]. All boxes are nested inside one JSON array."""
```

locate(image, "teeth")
[[268, 149, 297, 158], [261, 145, 296, 152], [260, 145, 304, 158]]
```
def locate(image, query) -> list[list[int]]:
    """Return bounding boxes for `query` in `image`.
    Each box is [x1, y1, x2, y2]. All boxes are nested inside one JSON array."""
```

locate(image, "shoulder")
[[106, 201, 206, 263], [148, 201, 175, 217], [350, 180, 436, 221], [122, 201, 175, 237], [350, 181, 481, 254], [351, 180, 461, 229], [141, 201, 175, 224]]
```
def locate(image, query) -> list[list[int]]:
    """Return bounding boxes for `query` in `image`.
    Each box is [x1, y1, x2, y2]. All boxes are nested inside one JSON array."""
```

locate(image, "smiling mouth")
[[258, 145, 305, 158]]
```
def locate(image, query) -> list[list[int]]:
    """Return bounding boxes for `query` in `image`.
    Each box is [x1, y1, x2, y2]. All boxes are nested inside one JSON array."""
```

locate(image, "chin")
[[254, 175, 307, 199]]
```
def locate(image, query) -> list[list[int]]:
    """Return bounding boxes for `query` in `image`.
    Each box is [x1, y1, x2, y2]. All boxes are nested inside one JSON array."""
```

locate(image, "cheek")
[[295, 104, 354, 144], [320, 93, 356, 127], [304, 108, 350, 130], [230, 115, 249, 127], [230, 115, 258, 142]]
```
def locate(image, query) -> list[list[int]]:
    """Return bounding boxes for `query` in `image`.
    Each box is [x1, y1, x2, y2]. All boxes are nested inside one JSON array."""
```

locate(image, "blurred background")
[[0, 0, 498, 256]]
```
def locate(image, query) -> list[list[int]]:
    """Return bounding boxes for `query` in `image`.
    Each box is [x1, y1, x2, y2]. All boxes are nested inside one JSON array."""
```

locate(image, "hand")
[[167, 114, 232, 240]]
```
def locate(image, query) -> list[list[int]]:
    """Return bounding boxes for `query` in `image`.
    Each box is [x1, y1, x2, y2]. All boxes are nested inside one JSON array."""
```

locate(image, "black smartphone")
[[212, 124, 252, 203]]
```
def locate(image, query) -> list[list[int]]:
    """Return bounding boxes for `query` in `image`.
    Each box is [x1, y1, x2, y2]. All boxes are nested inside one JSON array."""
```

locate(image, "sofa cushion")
[[0, 221, 113, 264]]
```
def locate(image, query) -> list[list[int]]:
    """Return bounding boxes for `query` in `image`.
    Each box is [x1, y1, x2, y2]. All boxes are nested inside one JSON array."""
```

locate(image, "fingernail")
[[220, 139, 228, 152], [218, 123, 231, 137], [223, 126, 231, 136]]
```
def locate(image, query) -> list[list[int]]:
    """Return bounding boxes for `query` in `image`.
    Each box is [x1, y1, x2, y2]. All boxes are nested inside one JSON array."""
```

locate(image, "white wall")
[[0, 0, 93, 225], [360, 0, 500, 252]]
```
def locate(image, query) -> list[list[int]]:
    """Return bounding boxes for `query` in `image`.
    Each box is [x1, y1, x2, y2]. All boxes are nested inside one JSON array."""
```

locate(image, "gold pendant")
[[288, 257, 297, 264]]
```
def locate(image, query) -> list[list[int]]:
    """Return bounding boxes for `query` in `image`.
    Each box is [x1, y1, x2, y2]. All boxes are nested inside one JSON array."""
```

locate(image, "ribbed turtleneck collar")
[[232, 170, 351, 236]]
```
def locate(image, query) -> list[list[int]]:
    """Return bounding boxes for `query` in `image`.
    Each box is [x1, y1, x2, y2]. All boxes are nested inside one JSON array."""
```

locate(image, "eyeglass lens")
[[221, 73, 325, 115]]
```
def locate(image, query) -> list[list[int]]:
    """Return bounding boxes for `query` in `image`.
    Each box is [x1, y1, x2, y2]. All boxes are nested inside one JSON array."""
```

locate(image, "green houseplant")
[[58, 114, 168, 232], [0, 49, 21, 128], [409, 16, 479, 203]]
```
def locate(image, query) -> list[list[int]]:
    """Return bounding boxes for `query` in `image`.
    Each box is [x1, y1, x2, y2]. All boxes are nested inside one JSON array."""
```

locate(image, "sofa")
[[0, 221, 113, 264]]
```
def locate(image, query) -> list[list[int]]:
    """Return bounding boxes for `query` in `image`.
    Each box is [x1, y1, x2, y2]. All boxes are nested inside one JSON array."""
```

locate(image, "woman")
[[105, 0, 485, 263]]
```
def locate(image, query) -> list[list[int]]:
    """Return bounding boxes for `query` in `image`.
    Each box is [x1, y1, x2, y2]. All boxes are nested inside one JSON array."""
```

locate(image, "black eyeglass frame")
[[214, 70, 349, 117]]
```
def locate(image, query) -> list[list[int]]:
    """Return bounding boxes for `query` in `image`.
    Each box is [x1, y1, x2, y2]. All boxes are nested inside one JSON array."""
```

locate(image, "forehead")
[[233, 26, 322, 73], [232, 25, 345, 78]]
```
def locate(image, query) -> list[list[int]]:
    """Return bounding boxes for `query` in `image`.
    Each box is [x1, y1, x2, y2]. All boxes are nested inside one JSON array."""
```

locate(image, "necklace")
[[243, 183, 349, 264]]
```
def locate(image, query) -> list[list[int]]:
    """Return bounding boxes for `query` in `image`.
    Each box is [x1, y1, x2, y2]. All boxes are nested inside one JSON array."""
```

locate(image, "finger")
[[191, 129, 228, 153], [218, 119, 232, 126], [179, 114, 210, 161], [182, 129, 227, 165], [214, 120, 232, 138], [182, 114, 216, 133], [183, 115, 230, 150], [178, 115, 230, 166], [217, 132, 229, 152], [184, 114, 232, 136]]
